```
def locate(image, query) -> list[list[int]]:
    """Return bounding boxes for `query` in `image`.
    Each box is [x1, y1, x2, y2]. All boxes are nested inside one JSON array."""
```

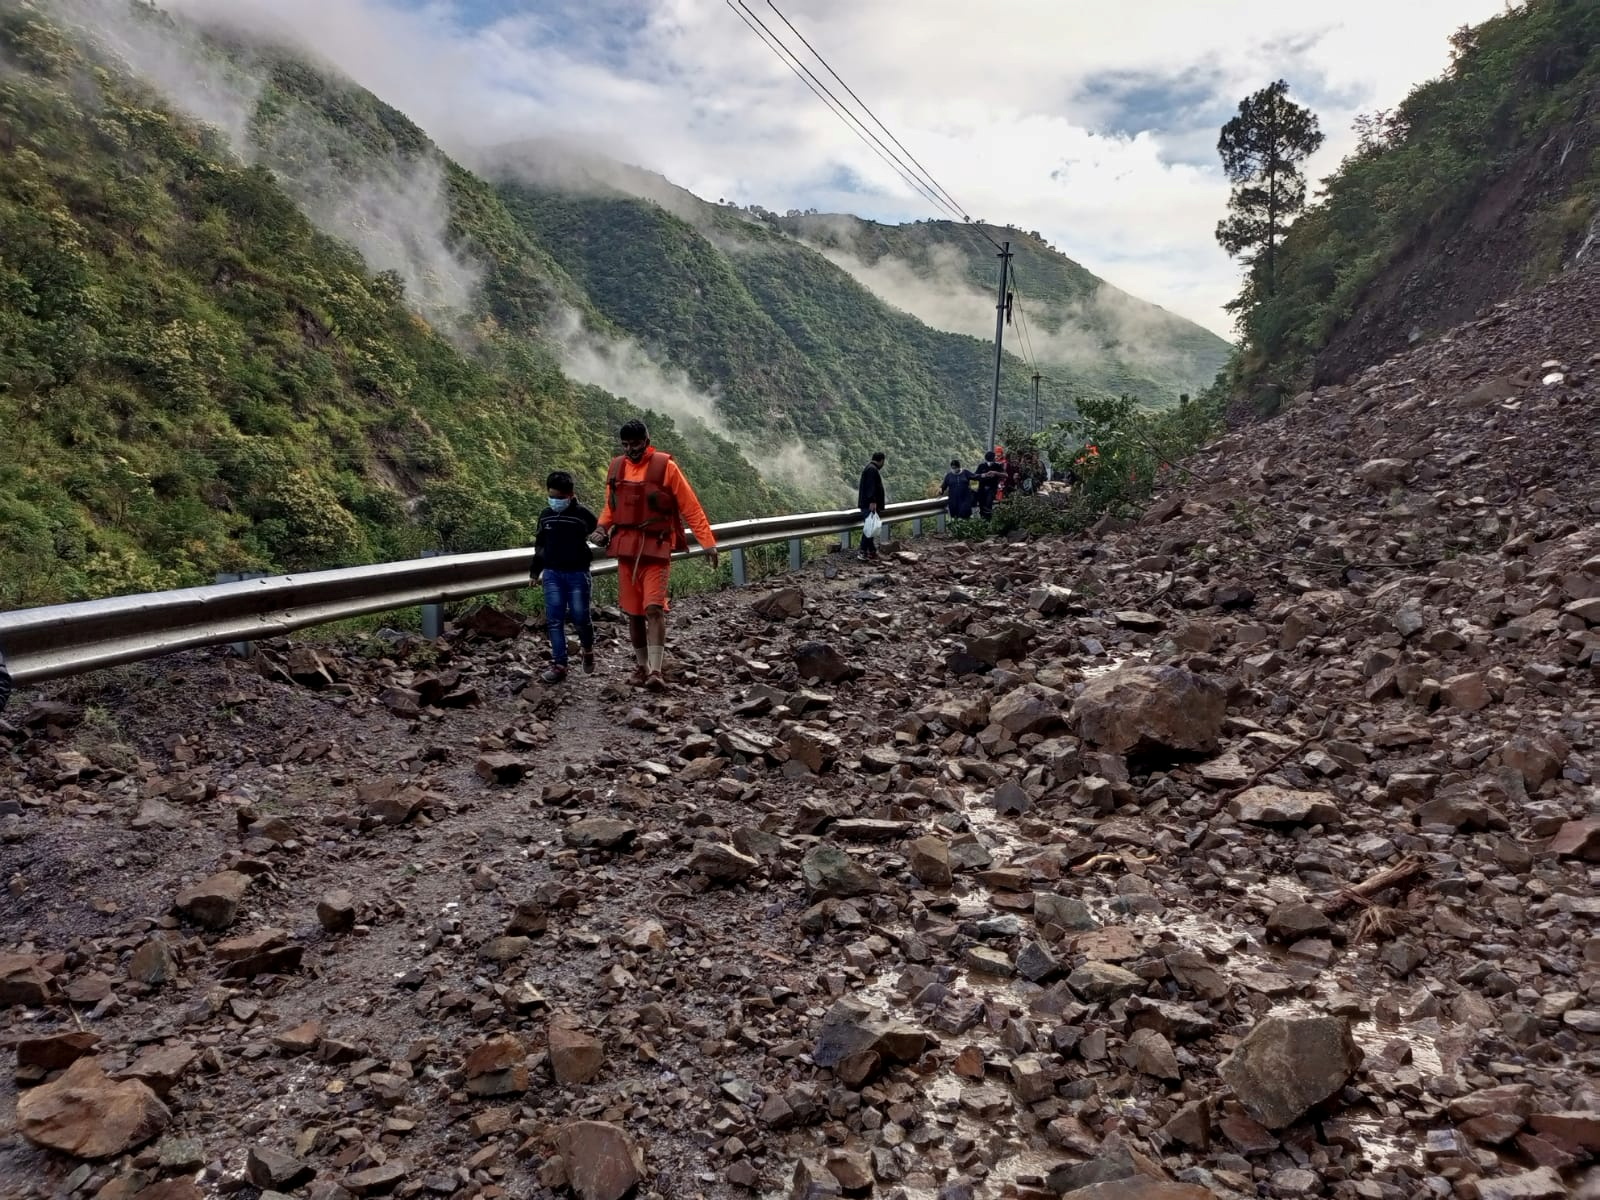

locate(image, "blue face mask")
[[548, 497, 570, 511]]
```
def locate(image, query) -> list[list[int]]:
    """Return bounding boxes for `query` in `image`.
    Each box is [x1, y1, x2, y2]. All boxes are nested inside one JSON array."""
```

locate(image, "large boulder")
[[800, 847, 881, 899], [173, 871, 251, 931], [1073, 665, 1226, 756], [17, 1057, 172, 1159], [1219, 1014, 1362, 1129]]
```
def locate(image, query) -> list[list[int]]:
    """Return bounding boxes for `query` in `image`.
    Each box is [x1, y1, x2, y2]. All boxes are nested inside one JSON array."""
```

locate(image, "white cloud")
[[158, 0, 1510, 337]]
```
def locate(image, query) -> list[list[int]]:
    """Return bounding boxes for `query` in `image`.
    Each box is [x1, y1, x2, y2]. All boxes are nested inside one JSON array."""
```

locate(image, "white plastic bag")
[[861, 512, 882, 539]]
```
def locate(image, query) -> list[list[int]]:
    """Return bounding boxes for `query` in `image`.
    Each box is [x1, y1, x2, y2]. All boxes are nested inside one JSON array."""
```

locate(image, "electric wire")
[[729, 0, 1006, 252], [763, 0, 980, 229], [726, 1, 966, 223]]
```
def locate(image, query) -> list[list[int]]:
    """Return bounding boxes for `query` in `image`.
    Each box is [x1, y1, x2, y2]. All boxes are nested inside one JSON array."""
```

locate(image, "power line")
[[764, 0, 977, 227], [726, 1, 966, 223]]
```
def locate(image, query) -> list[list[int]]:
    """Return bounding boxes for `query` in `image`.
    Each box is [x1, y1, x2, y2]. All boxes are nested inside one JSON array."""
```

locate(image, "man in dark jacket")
[[975, 450, 1002, 519], [940, 458, 975, 519], [531, 469, 599, 683], [857, 451, 887, 560]]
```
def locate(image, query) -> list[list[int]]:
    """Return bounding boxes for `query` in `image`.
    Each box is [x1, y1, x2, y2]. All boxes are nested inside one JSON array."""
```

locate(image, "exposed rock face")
[[1072, 665, 1226, 756]]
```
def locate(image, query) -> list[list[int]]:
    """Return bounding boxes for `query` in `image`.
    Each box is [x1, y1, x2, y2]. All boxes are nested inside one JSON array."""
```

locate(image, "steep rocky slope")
[[0, 236, 1596, 1200]]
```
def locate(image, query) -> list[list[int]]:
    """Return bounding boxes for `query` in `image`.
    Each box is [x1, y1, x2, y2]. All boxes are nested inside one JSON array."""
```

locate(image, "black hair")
[[950, 459, 961, 470], [546, 470, 575, 494], [871, 451, 886, 464], [619, 419, 649, 442], [985, 450, 996, 462]]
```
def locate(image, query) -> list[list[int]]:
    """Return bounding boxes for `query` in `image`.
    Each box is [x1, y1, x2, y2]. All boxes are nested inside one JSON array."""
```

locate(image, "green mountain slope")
[[493, 181, 1069, 490], [770, 213, 1233, 402], [0, 0, 787, 606]]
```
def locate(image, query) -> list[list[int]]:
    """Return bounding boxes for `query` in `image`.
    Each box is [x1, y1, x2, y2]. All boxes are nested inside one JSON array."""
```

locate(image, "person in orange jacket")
[[589, 419, 719, 690]]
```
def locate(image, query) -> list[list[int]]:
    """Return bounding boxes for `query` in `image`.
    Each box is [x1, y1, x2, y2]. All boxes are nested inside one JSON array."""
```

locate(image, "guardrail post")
[[912, 516, 923, 537], [730, 546, 747, 588], [840, 529, 851, 552], [214, 572, 266, 656], [937, 511, 948, 533], [420, 550, 444, 639], [788, 538, 802, 572]]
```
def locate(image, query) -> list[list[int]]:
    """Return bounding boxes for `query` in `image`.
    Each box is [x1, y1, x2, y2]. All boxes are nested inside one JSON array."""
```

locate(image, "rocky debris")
[[794, 641, 858, 683], [3, 263, 1598, 1200], [246, 1146, 316, 1191], [464, 1034, 528, 1097], [1228, 785, 1340, 826], [753, 587, 805, 619], [548, 1013, 605, 1086], [989, 682, 1066, 736], [1072, 665, 1226, 756], [1219, 1014, 1362, 1129], [172, 870, 250, 930], [316, 888, 357, 932], [907, 835, 953, 888], [123, 947, 173, 992], [562, 817, 636, 850], [555, 1121, 644, 1200], [813, 997, 928, 1076], [456, 604, 523, 640], [474, 752, 528, 786], [17, 1057, 171, 1159], [688, 840, 760, 882], [800, 846, 880, 898], [0, 952, 59, 1006]]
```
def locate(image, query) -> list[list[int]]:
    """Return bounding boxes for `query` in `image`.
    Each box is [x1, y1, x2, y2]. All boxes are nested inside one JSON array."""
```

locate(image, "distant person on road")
[[975, 450, 1002, 519], [591, 419, 719, 691], [940, 458, 975, 520], [857, 451, 887, 561], [530, 469, 598, 684]]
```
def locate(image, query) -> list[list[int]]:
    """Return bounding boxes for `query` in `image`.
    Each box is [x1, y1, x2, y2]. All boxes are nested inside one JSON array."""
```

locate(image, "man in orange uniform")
[[590, 420, 719, 690]]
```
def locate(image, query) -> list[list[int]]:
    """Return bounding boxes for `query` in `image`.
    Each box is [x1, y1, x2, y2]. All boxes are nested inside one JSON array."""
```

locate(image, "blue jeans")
[[542, 569, 594, 665]]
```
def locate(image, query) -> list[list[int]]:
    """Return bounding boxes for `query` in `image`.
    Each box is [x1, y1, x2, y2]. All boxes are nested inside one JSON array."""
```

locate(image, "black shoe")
[[581, 650, 595, 674]]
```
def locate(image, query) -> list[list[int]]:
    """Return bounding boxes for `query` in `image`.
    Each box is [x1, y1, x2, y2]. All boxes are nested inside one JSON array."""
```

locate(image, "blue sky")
[[168, 0, 1509, 336]]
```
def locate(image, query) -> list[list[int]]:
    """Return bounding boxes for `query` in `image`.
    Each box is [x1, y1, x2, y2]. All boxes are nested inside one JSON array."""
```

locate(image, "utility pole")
[[1032, 372, 1042, 433], [987, 240, 1012, 454]]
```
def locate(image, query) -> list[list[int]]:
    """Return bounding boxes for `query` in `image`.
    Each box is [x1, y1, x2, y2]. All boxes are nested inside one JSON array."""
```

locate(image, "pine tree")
[[1215, 80, 1324, 294]]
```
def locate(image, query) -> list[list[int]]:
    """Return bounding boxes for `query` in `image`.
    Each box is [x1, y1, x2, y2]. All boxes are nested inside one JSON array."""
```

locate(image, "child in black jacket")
[[531, 470, 598, 683]]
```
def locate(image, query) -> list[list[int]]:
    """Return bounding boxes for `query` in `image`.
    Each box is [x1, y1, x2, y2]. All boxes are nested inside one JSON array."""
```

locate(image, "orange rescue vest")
[[606, 451, 687, 565]]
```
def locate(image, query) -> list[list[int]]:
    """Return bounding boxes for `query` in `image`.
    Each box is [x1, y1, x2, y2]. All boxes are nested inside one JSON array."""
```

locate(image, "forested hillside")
[[1228, 0, 1600, 391], [494, 183, 1057, 480], [0, 0, 785, 606], [772, 213, 1233, 403]]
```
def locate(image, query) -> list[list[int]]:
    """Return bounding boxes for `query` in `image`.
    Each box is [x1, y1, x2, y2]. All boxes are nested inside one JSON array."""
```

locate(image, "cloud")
[[154, 0, 1507, 336], [546, 309, 838, 496]]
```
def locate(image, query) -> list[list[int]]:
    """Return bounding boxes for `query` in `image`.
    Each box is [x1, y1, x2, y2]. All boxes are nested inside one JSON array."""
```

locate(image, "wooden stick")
[[1322, 854, 1427, 916]]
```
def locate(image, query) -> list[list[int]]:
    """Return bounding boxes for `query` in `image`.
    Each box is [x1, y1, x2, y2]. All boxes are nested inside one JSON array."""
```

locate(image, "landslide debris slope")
[[2, 262, 1598, 1199]]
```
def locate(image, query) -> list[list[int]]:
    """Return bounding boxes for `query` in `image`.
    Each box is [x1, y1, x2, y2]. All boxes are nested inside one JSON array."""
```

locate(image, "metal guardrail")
[[0, 498, 948, 686]]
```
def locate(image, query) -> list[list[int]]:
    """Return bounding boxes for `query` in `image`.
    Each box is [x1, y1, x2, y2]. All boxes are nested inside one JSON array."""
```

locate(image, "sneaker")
[[645, 671, 668, 693], [628, 664, 650, 687], [581, 650, 596, 674], [540, 664, 568, 684]]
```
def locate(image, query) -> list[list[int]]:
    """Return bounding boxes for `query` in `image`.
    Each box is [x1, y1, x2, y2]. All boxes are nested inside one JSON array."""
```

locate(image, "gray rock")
[[1073, 665, 1227, 756], [1218, 1014, 1362, 1129]]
